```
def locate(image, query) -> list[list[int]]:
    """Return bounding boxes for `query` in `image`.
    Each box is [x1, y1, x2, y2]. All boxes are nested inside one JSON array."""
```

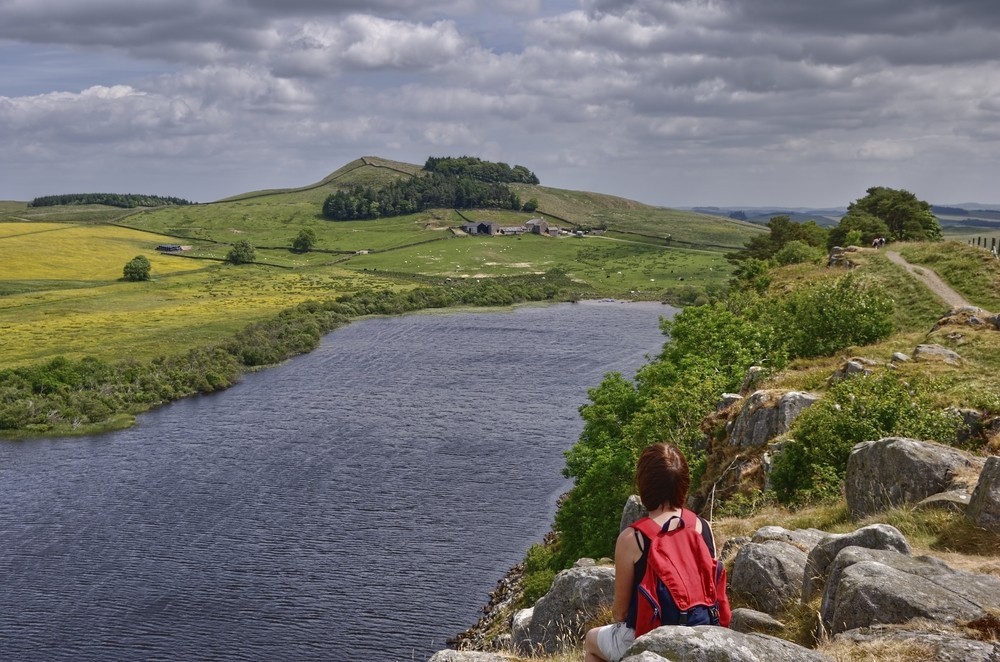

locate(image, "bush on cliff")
[[770, 372, 961, 504]]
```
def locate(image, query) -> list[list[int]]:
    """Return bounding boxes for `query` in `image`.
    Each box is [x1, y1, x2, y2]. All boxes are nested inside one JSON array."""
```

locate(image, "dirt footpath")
[[884, 250, 972, 309]]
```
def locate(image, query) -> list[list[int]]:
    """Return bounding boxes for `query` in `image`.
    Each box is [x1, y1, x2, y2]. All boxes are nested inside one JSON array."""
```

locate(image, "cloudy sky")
[[2, 0, 999, 207]]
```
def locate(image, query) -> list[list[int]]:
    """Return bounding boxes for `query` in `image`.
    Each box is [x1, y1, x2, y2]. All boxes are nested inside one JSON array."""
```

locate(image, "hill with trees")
[[30, 193, 192, 208]]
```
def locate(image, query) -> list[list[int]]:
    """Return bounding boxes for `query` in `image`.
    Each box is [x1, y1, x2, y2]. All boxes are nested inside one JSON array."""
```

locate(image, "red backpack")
[[630, 509, 730, 637]]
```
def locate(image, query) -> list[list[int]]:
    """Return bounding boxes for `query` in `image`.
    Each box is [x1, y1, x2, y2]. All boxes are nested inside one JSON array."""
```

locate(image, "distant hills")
[[687, 203, 1000, 230]]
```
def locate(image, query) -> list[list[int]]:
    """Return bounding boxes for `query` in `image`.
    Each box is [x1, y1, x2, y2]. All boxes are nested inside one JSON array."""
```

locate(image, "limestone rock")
[[740, 367, 764, 395], [968, 456, 1000, 533], [620, 495, 648, 532], [719, 535, 750, 565], [728, 390, 818, 448], [719, 393, 744, 410], [818, 546, 934, 629], [914, 490, 972, 514], [834, 625, 999, 662], [828, 358, 876, 385], [913, 343, 962, 365], [729, 608, 786, 635], [511, 564, 615, 655], [820, 548, 1000, 634], [730, 541, 808, 614], [428, 651, 513, 662], [801, 524, 910, 602], [891, 351, 911, 362], [750, 526, 825, 552], [845, 437, 980, 519], [624, 625, 831, 662]]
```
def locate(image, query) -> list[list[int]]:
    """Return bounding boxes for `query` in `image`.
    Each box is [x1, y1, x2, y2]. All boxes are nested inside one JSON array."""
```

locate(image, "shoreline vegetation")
[[0, 272, 574, 438]]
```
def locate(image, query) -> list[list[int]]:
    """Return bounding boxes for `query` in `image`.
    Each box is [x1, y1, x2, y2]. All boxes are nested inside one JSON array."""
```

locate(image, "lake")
[[0, 300, 675, 661]]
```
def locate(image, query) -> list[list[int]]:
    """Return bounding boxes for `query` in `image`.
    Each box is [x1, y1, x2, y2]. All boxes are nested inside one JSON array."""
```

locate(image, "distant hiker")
[[583, 444, 730, 662]]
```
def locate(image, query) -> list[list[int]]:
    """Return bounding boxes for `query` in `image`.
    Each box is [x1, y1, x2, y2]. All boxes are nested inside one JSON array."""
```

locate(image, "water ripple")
[[0, 301, 673, 661]]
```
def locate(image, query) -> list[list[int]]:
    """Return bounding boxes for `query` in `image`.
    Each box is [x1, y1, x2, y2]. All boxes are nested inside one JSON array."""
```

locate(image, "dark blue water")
[[0, 301, 674, 661]]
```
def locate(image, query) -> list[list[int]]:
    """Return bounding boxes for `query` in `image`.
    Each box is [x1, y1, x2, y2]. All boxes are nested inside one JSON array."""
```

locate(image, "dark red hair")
[[635, 443, 690, 511]]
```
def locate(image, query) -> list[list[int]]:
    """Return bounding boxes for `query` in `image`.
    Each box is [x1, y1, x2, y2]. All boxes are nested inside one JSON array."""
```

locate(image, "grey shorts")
[[595, 622, 635, 662]]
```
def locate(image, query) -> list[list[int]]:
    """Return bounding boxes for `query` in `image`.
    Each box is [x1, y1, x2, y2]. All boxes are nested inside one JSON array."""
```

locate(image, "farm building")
[[462, 221, 500, 236], [525, 218, 549, 235]]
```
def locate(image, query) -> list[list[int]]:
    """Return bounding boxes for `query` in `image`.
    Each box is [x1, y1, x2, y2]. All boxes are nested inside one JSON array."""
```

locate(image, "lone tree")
[[292, 228, 316, 253], [122, 255, 151, 281], [227, 239, 256, 264], [829, 186, 941, 248]]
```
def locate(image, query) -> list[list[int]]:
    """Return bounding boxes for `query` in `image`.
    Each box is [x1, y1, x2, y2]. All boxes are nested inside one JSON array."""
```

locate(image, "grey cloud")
[[583, 0, 1000, 34]]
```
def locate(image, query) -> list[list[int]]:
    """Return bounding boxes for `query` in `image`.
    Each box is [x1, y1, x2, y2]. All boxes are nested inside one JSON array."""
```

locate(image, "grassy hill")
[[0, 157, 765, 376]]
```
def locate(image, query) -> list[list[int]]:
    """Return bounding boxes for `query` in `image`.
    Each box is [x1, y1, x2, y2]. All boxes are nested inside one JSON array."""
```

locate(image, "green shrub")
[[770, 372, 961, 504], [773, 240, 824, 266], [122, 255, 151, 281], [781, 273, 893, 358], [227, 239, 256, 264], [520, 543, 559, 606]]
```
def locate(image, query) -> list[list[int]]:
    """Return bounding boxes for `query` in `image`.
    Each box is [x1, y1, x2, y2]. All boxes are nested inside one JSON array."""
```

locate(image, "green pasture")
[[1, 156, 757, 367], [512, 185, 766, 249], [345, 233, 731, 298]]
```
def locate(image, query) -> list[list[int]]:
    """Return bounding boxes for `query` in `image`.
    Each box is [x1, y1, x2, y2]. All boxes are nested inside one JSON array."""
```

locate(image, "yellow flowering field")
[[0, 247, 395, 367], [0, 222, 207, 281]]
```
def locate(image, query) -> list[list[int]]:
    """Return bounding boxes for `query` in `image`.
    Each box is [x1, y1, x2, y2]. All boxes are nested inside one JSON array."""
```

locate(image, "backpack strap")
[[630, 516, 663, 540]]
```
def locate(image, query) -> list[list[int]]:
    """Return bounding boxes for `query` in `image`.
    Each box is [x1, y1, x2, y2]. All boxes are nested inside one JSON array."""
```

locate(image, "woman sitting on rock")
[[583, 443, 730, 662]]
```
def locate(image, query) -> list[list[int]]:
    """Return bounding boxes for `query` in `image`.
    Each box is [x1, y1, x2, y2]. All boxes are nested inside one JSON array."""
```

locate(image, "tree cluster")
[[322, 173, 522, 221], [828, 186, 942, 248], [423, 156, 539, 184], [30, 193, 192, 208], [729, 215, 828, 264]]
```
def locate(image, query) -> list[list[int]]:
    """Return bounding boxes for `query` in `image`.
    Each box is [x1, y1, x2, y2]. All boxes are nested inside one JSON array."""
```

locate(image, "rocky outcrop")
[[912, 343, 962, 365], [844, 437, 981, 519], [740, 367, 765, 395], [750, 526, 826, 550], [827, 246, 860, 269], [620, 495, 648, 532], [834, 625, 1000, 662], [801, 524, 910, 602], [915, 490, 972, 513], [730, 541, 808, 614], [727, 390, 819, 448], [623, 625, 831, 661], [428, 652, 513, 662], [827, 357, 877, 385], [968, 456, 1000, 533], [729, 608, 785, 635], [822, 548, 1000, 634], [511, 560, 614, 655]]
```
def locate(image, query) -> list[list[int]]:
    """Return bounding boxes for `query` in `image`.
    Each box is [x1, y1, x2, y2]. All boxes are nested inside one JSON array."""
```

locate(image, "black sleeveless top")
[[625, 516, 716, 629]]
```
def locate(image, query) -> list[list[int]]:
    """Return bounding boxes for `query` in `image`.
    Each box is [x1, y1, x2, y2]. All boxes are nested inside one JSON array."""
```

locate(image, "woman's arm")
[[611, 527, 641, 622]]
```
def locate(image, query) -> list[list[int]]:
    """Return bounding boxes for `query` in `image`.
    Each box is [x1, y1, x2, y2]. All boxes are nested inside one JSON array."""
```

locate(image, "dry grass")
[[819, 638, 937, 661]]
